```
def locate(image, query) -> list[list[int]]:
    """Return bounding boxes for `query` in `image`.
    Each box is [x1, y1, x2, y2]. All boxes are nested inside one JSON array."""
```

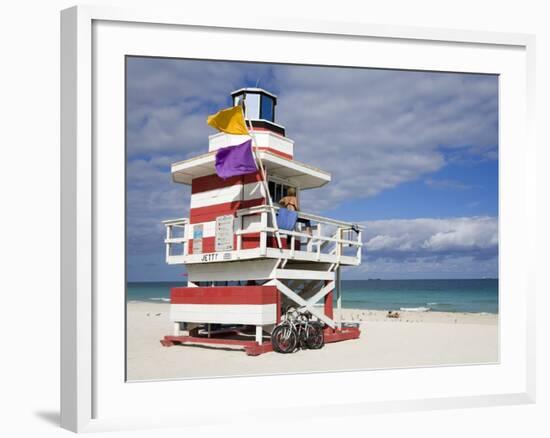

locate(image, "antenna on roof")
[[255, 77, 261, 88]]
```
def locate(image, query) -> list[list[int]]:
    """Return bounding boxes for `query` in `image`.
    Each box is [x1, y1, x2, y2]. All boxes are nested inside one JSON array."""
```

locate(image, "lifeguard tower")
[[161, 88, 363, 355]]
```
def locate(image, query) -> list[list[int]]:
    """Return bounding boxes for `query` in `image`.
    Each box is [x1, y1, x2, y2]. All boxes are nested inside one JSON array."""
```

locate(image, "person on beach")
[[278, 187, 312, 235]]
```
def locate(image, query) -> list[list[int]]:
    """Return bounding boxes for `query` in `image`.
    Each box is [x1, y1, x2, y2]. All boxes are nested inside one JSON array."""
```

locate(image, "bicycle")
[[271, 306, 325, 353]]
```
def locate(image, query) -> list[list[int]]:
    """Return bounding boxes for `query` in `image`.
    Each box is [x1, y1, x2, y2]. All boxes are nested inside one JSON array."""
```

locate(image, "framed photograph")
[[61, 5, 536, 432]]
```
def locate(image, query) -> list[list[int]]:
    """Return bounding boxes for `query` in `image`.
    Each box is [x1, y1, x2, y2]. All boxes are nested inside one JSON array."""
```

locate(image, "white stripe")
[[190, 184, 242, 209], [169, 303, 277, 325], [208, 131, 294, 157], [242, 181, 265, 200], [186, 221, 216, 239], [190, 181, 265, 209], [263, 133, 294, 157], [241, 215, 262, 233], [187, 259, 277, 282]]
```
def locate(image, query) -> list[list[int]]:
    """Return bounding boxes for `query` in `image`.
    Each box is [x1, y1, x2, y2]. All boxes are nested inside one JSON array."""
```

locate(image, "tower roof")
[[171, 149, 331, 189], [231, 87, 277, 100]]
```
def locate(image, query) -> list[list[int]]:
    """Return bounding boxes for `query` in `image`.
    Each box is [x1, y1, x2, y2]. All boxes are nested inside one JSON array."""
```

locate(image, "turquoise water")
[[341, 279, 498, 314], [127, 279, 498, 314], [127, 281, 185, 303]]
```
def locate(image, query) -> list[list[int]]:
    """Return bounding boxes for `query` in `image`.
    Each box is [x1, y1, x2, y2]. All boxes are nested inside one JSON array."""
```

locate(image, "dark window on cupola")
[[260, 95, 274, 122]]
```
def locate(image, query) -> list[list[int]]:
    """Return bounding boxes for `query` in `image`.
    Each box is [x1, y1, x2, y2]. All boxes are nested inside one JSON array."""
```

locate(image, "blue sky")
[[126, 57, 498, 281]]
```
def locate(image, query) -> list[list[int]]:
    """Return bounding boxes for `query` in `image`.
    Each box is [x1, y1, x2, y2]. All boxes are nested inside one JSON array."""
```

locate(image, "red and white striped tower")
[[161, 88, 363, 355]]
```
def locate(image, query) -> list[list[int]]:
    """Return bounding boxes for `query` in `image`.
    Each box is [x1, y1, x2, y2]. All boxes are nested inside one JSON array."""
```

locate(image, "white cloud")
[[352, 254, 497, 279], [346, 216, 499, 278], [126, 57, 271, 157], [362, 216, 497, 255], [273, 68, 497, 210], [424, 178, 477, 190]]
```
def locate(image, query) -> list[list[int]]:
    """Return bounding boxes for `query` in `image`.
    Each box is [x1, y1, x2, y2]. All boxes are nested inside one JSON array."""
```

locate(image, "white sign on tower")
[[215, 215, 234, 252]]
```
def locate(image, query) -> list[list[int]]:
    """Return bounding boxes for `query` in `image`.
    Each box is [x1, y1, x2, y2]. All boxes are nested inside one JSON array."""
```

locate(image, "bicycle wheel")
[[305, 322, 325, 349], [271, 324, 298, 354]]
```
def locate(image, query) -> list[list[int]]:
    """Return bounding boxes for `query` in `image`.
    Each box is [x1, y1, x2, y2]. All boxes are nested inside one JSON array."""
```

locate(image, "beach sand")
[[126, 302, 498, 381]]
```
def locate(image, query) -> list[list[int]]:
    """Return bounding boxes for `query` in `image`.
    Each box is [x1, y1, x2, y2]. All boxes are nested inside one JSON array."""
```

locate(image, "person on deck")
[[278, 187, 312, 235]]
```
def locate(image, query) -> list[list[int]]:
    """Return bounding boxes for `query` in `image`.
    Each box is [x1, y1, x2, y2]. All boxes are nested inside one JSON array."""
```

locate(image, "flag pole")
[[241, 108, 283, 249]]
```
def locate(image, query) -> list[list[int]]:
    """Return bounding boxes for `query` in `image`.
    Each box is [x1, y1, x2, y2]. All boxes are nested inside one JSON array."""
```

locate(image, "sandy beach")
[[126, 301, 498, 381]]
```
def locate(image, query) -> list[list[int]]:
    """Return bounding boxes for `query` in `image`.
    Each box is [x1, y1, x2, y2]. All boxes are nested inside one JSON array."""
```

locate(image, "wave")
[[400, 306, 431, 312], [149, 297, 170, 302]]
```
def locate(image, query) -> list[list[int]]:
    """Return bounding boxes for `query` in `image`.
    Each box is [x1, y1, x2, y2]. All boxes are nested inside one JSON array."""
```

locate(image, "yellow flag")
[[207, 106, 250, 135]]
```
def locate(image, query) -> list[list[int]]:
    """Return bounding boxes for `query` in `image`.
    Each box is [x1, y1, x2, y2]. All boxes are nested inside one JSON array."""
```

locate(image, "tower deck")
[[164, 204, 362, 267]]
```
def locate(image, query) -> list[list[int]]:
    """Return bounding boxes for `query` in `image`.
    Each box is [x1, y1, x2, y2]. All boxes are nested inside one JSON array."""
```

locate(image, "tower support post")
[[255, 326, 263, 345], [336, 267, 342, 330]]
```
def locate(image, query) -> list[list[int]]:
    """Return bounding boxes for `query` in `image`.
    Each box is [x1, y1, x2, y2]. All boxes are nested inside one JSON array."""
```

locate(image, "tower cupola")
[[231, 88, 285, 136]]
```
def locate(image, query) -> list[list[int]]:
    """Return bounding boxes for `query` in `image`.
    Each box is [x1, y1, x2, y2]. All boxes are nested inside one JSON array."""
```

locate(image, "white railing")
[[235, 205, 362, 265], [162, 206, 363, 265]]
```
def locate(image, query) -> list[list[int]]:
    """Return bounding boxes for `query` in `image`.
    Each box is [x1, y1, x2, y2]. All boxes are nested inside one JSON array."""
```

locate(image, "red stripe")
[[240, 233, 291, 250], [170, 286, 278, 305], [323, 327, 361, 342], [188, 232, 298, 254], [250, 127, 274, 133], [191, 172, 263, 195], [163, 335, 262, 348], [265, 235, 298, 250], [241, 233, 259, 250], [188, 236, 216, 254], [250, 127, 286, 137], [187, 234, 258, 255], [254, 147, 293, 160], [189, 198, 265, 224]]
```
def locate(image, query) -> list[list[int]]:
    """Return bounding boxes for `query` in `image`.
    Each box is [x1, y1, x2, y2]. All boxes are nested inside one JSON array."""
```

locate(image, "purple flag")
[[214, 139, 257, 180]]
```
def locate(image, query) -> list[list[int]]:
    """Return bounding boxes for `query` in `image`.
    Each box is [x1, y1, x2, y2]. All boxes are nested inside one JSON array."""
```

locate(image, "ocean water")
[[341, 279, 498, 314], [127, 279, 498, 314]]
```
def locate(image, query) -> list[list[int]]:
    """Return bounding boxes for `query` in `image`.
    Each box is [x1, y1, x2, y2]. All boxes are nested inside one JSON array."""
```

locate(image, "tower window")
[[260, 96, 275, 122], [268, 179, 295, 203]]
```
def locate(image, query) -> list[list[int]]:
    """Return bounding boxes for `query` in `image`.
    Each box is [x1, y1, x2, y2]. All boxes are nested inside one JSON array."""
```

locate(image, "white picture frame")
[[60, 5, 536, 433]]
